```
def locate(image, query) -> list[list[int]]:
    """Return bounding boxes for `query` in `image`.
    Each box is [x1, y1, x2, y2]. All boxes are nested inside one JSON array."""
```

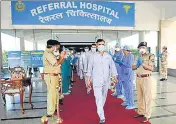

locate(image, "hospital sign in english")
[[11, 1, 135, 26]]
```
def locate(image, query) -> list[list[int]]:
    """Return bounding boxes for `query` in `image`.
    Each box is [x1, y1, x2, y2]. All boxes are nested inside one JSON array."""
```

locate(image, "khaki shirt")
[[43, 49, 61, 74], [136, 53, 155, 75], [161, 51, 168, 64]]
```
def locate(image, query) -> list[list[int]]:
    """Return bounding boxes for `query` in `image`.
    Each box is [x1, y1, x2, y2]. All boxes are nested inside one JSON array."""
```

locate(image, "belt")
[[43, 73, 58, 76], [137, 74, 151, 78]]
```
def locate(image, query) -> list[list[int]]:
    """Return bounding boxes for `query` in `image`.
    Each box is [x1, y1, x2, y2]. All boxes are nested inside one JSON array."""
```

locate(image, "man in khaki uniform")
[[43, 40, 65, 120], [159, 46, 168, 81], [132, 42, 155, 123], [53, 41, 64, 105]]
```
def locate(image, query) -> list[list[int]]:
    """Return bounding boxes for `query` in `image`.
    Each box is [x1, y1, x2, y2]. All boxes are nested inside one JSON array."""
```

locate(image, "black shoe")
[[99, 119, 105, 124], [47, 115, 52, 117], [59, 99, 63, 105], [164, 78, 167, 81], [54, 109, 57, 113], [160, 78, 164, 81], [134, 114, 144, 118]]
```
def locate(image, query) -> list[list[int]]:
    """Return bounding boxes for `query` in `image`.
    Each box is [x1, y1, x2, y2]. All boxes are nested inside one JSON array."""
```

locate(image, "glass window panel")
[[1, 30, 20, 51], [25, 40, 34, 51]]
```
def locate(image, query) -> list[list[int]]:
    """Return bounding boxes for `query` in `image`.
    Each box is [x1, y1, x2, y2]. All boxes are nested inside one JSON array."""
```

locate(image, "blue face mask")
[[98, 45, 105, 52]]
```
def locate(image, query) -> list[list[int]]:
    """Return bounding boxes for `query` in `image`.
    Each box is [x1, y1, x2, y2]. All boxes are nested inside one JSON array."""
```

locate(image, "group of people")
[[75, 44, 97, 94], [42, 38, 168, 124]]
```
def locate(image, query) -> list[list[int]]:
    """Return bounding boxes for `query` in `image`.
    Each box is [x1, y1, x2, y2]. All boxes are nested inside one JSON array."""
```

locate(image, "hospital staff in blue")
[[112, 42, 124, 99], [61, 49, 70, 95], [87, 39, 118, 124], [67, 50, 72, 91], [119, 45, 135, 109]]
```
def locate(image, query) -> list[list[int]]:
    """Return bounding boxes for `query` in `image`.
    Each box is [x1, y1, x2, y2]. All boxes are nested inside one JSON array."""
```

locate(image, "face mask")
[[139, 48, 146, 54], [98, 45, 105, 52], [53, 51, 59, 56], [85, 49, 89, 52], [91, 48, 96, 52], [115, 48, 120, 52], [54, 46, 57, 51]]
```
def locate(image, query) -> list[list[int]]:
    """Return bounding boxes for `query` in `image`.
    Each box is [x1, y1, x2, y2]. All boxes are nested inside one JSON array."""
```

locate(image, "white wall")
[[160, 20, 176, 69], [1, 1, 161, 31]]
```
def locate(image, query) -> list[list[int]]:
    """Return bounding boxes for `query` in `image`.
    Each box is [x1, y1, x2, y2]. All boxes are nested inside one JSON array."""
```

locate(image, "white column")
[[138, 31, 145, 43], [33, 41, 38, 50], [17, 30, 25, 51], [20, 37, 25, 51], [117, 38, 121, 43]]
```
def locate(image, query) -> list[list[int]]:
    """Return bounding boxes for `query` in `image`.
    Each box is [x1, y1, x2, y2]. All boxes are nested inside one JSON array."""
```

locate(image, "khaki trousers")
[[161, 64, 167, 79], [44, 75, 59, 115], [136, 76, 152, 118]]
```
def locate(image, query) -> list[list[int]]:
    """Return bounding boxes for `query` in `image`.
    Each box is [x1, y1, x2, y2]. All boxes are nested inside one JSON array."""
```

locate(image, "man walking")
[[87, 39, 118, 124]]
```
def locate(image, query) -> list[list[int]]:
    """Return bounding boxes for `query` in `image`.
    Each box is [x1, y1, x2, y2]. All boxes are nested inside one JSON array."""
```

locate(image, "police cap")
[[138, 42, 147, 48], [47, 39, 58, 47]]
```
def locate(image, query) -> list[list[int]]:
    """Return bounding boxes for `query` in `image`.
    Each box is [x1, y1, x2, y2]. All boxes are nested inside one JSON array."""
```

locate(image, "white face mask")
[[139, 48, 146, 54], [53, 51, 59, 56], [98, 45, 105, 52], [53, 46, 57, 51], [85, 49, 89, 52], [91, 48, 96, 52], [162, 49, 166, 52], [115, 47, 120, 52]]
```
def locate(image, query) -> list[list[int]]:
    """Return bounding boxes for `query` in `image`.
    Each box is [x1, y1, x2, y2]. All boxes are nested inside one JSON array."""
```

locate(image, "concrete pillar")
[[138, 31, 145, 43], [33, 41, 38, 50], [20, 37, 25, 51], [117, 38, 121, 43], [33, 30, 37, 50], [17, 30, 25, 51]]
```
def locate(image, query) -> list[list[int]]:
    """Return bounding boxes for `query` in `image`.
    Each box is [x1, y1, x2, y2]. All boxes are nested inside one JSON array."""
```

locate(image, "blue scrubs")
[[121, 53, 134, 107], [113, 50, 124, 96], [62, 59, 69, 93], [67, 55, 72, 86]]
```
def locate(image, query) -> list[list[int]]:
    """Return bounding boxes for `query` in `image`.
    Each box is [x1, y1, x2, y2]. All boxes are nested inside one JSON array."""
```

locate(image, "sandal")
[[57, 117, 63, 123]]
